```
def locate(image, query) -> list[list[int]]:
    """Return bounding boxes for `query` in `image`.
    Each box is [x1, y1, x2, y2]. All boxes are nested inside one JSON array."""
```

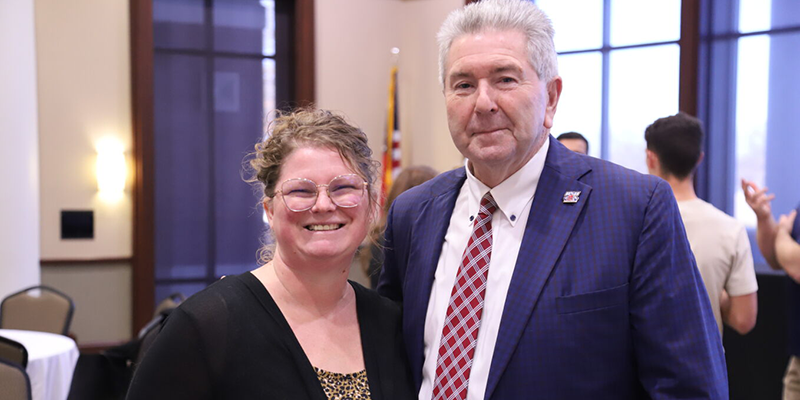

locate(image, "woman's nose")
[[311, 189, 337, 212]]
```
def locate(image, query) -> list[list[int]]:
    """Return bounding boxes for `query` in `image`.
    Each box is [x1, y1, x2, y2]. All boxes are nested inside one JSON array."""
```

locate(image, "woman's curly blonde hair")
[[246, 108, 380, 264]]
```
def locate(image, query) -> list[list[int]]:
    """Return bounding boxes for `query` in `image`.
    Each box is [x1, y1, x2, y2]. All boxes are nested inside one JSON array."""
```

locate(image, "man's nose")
[[475, 82, 497, 114]]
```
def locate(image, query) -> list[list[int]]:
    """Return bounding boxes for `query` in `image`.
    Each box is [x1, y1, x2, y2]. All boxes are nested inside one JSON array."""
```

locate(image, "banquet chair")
[[152, 292, 185, 319], [0, 285, 75, 336], [0, 358, 32, 400], [0, 335, 28, 368], [135, 292, 184, 366]]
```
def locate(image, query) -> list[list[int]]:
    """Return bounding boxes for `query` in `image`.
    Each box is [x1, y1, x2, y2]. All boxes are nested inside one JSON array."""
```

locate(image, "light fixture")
[[96, 138, 127, 202]]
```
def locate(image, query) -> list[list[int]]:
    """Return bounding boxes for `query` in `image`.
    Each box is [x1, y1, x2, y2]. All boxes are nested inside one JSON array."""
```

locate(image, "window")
[[131, 0, 314, 330], [537, 0, 681, 172], [151, 0, 278, 303], [696, 0, 800, 269]]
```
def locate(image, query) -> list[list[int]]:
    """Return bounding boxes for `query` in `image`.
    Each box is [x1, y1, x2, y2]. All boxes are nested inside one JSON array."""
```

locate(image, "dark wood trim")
[[154, 47, 277, 59], [130, 0, 156, 336], [40, 257, 132, 266], [295, 0, 315, 105], [78, 340, 129, 354], [679, 0, 700, 116]]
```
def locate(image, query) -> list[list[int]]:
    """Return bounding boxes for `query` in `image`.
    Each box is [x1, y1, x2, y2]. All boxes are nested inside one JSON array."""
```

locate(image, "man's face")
[[443, 29, 561, 183], [558, 138, 588, 155]]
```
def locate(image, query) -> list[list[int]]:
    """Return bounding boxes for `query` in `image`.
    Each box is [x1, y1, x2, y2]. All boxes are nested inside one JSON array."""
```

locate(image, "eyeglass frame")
[[273, 173, 369, 212]]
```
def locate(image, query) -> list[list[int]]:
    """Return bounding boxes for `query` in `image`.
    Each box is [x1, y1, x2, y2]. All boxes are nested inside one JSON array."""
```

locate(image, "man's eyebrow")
[[491, 64, 523, 75], [448, 63, 523, 81], [448, 71, 472, 82]]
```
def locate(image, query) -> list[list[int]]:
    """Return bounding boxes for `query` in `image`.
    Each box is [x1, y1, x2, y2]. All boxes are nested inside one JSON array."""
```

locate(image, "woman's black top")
[[126, 272, 414, 400]]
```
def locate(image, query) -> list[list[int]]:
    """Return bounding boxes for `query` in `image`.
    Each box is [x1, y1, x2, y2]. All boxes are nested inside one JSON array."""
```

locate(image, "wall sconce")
[[96, 138, 127, 202]]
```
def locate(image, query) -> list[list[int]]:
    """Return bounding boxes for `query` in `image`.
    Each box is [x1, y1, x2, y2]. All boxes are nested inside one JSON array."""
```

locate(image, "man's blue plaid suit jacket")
[[378, 136, 728, 399]]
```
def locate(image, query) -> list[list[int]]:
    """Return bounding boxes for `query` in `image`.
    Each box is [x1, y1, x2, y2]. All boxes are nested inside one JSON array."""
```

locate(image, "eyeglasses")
[[274, 174, 368, 212]]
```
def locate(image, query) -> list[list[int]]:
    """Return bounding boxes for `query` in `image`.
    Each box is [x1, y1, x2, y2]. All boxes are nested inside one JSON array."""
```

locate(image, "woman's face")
[[265, 146, 371, 266]]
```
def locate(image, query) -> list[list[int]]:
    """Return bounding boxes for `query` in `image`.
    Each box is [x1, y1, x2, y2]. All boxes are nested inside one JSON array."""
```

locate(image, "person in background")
[[363, 165, 438, 288], [776, 210, 800, 275], [378, 1, 728, 399], [556, 131, 589, 155], [742, 179, 800, 399], [645, 112, 758, 336], [127, 108, 414, 400]]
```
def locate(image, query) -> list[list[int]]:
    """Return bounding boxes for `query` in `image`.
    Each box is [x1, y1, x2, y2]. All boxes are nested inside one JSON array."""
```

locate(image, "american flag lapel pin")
[[563, 191, 581, 204]]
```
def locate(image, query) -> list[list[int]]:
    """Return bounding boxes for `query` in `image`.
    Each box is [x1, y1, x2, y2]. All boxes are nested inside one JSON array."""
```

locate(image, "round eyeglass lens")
[[281, 179, 317, 211], [329, 175, 364, 207]]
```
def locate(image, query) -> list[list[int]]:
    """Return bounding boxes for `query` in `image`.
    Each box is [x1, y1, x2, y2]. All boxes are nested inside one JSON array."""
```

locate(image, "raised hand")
[[741, 178, 775, 221]]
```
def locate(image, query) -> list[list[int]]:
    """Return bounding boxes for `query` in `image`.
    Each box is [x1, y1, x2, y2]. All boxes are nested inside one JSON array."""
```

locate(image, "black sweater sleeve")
[[126, 307, 213, 399]]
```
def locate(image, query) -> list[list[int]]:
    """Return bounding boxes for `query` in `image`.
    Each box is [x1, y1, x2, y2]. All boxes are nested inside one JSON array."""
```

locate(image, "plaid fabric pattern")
[[432, 193, 497, 400]]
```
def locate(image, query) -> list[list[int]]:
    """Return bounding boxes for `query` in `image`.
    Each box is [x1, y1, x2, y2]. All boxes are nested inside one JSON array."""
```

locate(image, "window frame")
[[129, 0, 315, 333]]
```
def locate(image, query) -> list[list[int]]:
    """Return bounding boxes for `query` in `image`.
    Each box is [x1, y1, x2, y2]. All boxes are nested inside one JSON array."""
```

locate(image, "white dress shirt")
[[418, 139, 549, 400]]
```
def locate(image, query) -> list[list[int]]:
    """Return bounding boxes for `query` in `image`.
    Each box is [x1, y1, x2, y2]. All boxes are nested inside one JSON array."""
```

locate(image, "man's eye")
[[455, 82, 472, 90], [500, 77, 515, 84]]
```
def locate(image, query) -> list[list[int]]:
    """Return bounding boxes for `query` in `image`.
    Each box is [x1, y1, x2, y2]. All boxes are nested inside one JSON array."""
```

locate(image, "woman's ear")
[[263, 199, 273, 224]]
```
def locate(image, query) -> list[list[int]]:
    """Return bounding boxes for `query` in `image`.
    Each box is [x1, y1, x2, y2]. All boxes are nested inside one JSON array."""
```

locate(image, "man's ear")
[[645, 149, 659, 173], [696, 151, 705, 168], [543, 76, 563, 129]]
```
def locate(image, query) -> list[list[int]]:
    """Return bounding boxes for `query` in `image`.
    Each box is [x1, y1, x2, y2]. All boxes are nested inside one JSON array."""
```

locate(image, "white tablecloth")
[[0, 329, 79, 400]]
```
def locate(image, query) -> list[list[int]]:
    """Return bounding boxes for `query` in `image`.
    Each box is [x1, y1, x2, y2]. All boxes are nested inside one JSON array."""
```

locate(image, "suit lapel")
[[403, 169, 466, 387], [484, 138, 592, 399]]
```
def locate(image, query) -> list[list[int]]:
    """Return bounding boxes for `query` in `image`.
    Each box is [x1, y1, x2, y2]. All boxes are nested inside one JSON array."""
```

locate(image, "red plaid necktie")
[[432, 192, 498, 400]]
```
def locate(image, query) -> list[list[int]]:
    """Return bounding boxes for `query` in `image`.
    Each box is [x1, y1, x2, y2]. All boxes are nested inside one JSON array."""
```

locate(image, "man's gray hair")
[[437, 0, 558, 87]]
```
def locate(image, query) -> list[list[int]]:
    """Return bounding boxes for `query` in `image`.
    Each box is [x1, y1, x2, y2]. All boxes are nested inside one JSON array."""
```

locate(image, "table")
[[0, 329, 79, 400]]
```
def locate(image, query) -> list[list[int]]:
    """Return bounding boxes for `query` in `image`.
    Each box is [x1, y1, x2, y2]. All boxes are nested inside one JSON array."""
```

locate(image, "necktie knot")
[[479, 193, 498, 218]]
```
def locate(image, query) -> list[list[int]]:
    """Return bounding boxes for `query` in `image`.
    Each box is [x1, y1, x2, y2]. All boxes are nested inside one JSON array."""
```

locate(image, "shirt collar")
[[464, 138, 549, 227]]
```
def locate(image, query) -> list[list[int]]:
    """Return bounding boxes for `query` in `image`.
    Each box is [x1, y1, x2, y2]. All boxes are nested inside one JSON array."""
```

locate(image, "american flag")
[[382, 65, 401, 205]]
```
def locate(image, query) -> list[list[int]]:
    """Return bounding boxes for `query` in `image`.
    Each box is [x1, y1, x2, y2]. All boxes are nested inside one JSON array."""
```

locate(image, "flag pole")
[[382, 48, 401, 206]]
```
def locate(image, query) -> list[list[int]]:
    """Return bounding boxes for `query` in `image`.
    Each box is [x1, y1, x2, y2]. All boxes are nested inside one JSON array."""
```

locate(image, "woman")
[[127, 109, 414, 399]]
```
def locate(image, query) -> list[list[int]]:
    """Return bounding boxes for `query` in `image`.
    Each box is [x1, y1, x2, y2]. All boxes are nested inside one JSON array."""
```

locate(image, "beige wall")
[[34, 0, 133, 343], [399, 0, 465, 173], [36, 0, 133, 261], [315, 0, 464, 176]]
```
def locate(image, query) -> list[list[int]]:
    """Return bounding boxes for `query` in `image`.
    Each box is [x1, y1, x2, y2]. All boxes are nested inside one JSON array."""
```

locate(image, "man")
[[645, 112, 758, 337], [378, 1, 727, 399], [556, 131, 588, 155], [742, 180, 800, 398]]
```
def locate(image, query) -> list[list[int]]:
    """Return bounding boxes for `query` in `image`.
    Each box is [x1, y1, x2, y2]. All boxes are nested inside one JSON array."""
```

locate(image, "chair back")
[[0, 335, 28, 368], [0, 358, 32, 400], [133, 292, 184, 364], [0, 285, 75, 335], [152, 292, 185, 319]]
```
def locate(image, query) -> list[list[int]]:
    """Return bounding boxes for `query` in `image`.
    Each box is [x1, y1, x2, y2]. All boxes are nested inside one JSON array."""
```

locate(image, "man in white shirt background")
[[645, 111, 758, 337]]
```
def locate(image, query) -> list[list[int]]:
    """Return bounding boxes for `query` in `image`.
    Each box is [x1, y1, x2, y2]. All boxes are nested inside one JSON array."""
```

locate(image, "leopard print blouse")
[[314, 367, 371, 400]]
